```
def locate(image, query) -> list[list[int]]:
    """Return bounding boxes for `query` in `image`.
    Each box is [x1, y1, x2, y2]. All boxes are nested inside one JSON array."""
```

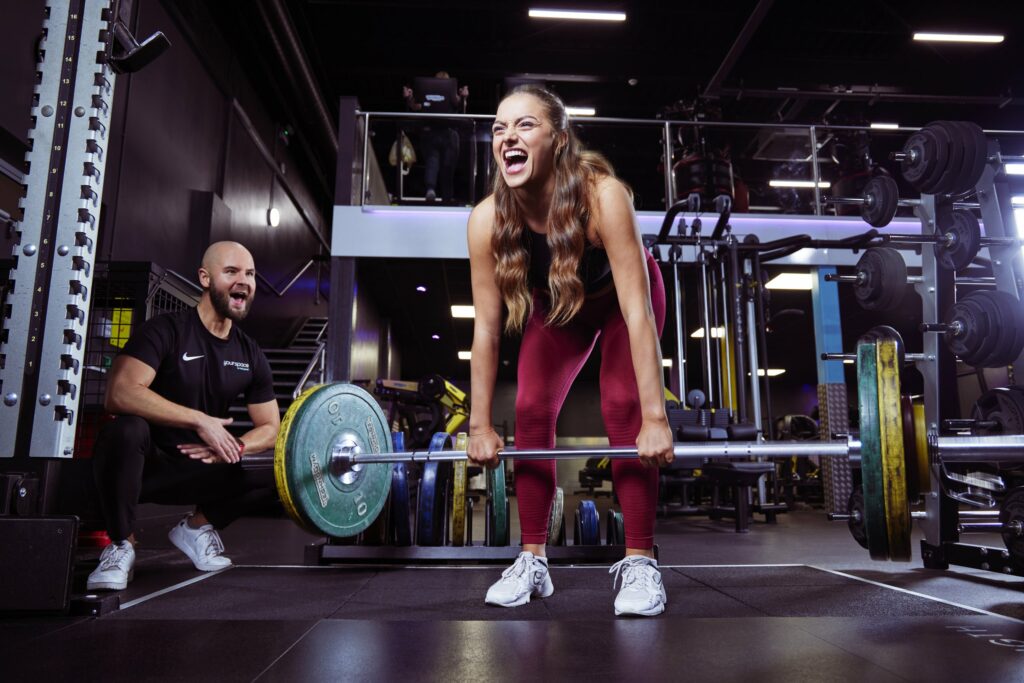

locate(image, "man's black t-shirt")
[[120, 308, 274, 451]]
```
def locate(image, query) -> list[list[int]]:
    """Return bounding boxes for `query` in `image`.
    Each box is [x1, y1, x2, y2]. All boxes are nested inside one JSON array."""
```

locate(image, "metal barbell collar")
[[930, 434, 1024, 463], [331, 437, 861, 466]]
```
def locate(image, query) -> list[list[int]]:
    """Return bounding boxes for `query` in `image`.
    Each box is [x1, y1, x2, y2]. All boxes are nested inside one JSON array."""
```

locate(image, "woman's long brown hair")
[[491, 86, 619, 334]]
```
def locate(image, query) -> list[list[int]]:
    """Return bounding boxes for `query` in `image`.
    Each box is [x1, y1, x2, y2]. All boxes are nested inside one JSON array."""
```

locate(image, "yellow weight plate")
[[876, 339, 912, 561], [912, 398, 930, 497], [451, 432, 468, 546], [274, 384, 326, 535]]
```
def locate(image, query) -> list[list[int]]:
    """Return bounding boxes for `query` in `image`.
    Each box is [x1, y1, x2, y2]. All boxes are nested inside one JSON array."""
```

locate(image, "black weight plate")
[[416, 432, 452, 546], [547, 486, 565, 545], [988, 291, 1024, 367], [934, 210, 981, 272], [900, 129, 940, 191], [957, 121, 988, 195], [945, 296, 993, 365], [861, 175, 900, 228], [972, 387, 1024, 436], [576, 500, 600, 545], [928, 121, 966, 196], [390, 462, 412, 546], [975, 291, 1021, 367], [848, 487, 869, 550], [919, 125, 950, 194], [999, 487, 1024, 570], [854, 248, 906, 311]]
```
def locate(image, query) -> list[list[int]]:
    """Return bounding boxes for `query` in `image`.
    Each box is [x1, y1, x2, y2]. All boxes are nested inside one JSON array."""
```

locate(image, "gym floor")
[[3, 495, 1023, 682]]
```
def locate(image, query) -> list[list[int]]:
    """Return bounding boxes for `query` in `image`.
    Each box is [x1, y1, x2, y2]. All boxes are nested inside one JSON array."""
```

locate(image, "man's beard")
[[209, 284, 251, 322]]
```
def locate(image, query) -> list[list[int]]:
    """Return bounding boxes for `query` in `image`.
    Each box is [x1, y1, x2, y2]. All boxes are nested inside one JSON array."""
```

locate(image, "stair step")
[[265, 348, 319, 356]]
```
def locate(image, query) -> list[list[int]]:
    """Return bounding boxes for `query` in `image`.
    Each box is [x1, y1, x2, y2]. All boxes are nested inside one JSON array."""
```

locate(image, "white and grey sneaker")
[[168, 517, 233, 572], [609, 555, 667, 616], [86, 540, 135, 591], [485, 551, 554, 607]]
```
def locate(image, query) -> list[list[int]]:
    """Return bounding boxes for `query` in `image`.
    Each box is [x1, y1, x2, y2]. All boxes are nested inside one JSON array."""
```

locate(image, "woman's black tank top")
[[525, 229, 613, 293]]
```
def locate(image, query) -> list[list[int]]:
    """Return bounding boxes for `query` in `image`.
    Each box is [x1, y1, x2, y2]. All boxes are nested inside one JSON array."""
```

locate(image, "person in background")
[[402, 71, 468, 203]]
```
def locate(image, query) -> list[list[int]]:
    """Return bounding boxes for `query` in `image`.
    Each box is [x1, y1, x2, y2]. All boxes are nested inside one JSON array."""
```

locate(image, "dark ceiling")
[[204, 0, 1022, 392]]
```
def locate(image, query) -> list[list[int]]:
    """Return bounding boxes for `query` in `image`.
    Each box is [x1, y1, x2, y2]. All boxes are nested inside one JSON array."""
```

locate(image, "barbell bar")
[[327, 438, 859, 467]]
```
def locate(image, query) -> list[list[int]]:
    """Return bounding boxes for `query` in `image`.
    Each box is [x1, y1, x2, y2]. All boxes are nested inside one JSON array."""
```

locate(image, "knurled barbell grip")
[[339, 438, 861, 465]]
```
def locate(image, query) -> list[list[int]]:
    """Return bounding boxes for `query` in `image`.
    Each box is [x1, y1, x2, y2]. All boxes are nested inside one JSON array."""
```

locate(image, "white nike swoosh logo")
[[182, 353, 204, 362]]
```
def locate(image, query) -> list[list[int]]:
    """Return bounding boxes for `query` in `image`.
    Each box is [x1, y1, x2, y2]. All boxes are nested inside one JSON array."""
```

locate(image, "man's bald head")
[[201, 241, 254, 273]]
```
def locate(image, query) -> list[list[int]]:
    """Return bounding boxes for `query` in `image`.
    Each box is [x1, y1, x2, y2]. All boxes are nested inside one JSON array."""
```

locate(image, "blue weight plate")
[[416, 432, 452, 546], [392, 431, 406, 452], [390, 463, 412, 546], [577, 500, 600, 545]]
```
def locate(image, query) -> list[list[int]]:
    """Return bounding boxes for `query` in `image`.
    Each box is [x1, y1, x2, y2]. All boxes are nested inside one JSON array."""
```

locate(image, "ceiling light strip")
[[529, 8, 627, 22]]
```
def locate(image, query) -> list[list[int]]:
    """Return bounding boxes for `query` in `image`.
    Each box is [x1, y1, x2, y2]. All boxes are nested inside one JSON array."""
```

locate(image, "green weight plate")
[[276, 382, 392, 538], [488, 463, 509, 546], [275, 384, 328, 535], [857, 341, 889, 560], [547, 486, 565, 545], [877, 339, 912, 561], [606, 509, 625, 546], [858, 325, 906, 369], [451, 433, 468, 546]]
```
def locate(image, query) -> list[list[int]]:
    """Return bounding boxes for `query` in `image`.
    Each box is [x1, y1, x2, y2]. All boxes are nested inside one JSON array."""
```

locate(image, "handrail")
[[293, 341, 326, 400], [256, 259, 315, 298], [356, 109, 1024, 213], [162, 269, 203, 293]]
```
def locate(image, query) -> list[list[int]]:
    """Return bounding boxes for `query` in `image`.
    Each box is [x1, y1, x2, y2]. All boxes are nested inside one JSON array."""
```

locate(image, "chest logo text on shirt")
[[224, 360, 250, 371]]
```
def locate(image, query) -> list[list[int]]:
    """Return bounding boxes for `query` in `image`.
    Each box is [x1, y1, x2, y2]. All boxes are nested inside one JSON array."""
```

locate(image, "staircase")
[[229, 316, 328, 437]]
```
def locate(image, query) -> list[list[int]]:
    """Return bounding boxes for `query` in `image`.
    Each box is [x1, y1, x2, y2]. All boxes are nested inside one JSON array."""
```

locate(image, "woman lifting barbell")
[[466, 85, 673, 616]]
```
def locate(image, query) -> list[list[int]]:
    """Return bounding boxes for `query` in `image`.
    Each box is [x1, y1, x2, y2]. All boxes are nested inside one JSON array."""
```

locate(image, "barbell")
[[272, 340, 1024, 561]]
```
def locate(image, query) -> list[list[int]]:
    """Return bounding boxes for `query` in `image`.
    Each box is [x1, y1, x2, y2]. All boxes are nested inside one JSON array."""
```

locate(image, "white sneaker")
[[485, 551, 554, 607], [609, 556, 667, 616], [168, 517, 233, 571], [86, 540, 135, 591]]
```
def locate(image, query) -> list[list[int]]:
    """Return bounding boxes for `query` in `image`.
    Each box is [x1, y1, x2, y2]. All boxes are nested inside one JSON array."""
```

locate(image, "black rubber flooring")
[[4, 565, 1023, 681]]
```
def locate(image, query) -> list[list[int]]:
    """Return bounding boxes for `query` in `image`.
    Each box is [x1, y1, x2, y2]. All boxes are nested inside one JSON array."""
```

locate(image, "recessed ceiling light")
[[1012, 196, 1024, 205], [843, 359, 855, 365], [431, 334, 440, 340], [416, 285, 427, 293], [458, 351, 472, 360], [528, 8, 627, 22], [870, 122, 899, 129], [565, 106, 596, 116], [266, 207, 280, 227], [769, 180, 831, 189], [662, 359, 673, 368], [755, 369, 786, 377], [913, 32, 1004, 44], [1005, 164, 1024, 176], [451, 305, 475, 318], [766, 273, 813, 290]]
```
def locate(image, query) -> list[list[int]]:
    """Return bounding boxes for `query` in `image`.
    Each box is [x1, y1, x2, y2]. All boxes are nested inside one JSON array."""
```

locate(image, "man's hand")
[[402, 85, 413, 99], [177, 443, 224, 464], [458, 85, 469, 99], [193, 414, 242, 463]]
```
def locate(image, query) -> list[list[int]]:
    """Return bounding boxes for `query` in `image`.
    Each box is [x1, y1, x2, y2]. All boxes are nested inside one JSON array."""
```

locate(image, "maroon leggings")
[[514, 251, 666, 548]]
